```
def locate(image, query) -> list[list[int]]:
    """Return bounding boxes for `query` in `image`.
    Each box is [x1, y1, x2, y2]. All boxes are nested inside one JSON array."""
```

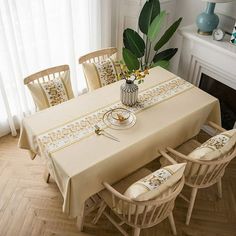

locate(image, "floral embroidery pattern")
[[37, 77, 193, 154], [198, 134, 230, 151], [94, 58, 118, 86], [41, 77, 68, 107], [137, 169, 172, 190]]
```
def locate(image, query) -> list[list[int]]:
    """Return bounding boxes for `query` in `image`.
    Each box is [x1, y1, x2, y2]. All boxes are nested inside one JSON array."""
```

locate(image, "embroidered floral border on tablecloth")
[[37, 77, 194, 154]]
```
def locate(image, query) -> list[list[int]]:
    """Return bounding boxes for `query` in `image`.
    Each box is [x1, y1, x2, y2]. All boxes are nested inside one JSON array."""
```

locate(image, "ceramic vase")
[[120, 80, 138, 106]]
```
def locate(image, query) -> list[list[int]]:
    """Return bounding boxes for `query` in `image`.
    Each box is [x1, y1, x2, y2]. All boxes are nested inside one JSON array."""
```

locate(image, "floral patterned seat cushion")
[[188, 129, 236, 161], [82, 58, 120, 91], [27, 70, 74, 110], [123, 163, 186, 201]]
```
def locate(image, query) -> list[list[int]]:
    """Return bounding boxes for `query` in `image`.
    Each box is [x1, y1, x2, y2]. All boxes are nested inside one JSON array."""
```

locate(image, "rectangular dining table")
[[19, 67, 221, 231]]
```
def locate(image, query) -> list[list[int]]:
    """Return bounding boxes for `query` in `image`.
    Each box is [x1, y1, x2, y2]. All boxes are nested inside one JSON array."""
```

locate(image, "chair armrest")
[[207, 121, 226, 133], [166, 147, 193, 162], [103, 182, 133, 203], [159, 149, 177, 164]]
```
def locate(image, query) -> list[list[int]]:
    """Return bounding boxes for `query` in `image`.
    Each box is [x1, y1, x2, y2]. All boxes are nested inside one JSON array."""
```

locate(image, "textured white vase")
[[120, 80, 138, 106]]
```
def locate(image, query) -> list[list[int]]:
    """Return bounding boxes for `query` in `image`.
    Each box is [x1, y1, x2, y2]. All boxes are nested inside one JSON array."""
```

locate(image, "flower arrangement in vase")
[[119, 64, 149, 106], [119, 0, 182, 106]]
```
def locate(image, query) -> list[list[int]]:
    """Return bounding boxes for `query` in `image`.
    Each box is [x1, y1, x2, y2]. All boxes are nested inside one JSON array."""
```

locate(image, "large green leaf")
[[123, 29, 145, 58], [151, 60, 169, 69], [138, 0, 160, 35], [122, 48, 140, 71], [150, 0, 160, 21], [154, 17, 183, 51], [152, 48, 178, 63], [147, 11, 166, 42]]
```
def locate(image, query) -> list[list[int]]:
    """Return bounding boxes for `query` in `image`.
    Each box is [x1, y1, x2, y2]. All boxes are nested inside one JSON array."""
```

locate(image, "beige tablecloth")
[[19, 67, 220, 217]]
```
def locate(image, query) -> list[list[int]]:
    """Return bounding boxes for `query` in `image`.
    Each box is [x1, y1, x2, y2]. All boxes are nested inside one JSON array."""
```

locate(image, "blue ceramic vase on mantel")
[[196, 2, 219, 35]]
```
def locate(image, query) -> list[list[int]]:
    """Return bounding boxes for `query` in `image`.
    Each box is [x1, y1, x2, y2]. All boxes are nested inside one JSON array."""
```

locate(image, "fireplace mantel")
[[178, 25, 236, 90]]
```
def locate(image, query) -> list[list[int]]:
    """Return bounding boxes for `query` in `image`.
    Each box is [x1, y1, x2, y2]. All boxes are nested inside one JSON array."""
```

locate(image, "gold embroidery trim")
[[37, 77, 195, 155], [37, 75, 178, 136]]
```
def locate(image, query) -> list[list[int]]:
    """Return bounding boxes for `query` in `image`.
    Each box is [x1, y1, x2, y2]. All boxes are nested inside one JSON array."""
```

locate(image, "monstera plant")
[[122, 0, 183, 72]]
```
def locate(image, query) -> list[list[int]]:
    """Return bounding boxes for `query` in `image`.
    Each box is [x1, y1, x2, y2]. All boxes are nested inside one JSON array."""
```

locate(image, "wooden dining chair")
[[24, 64, 74, 110], [78, 47, 117, 64], [24, 64, 70, 86], [78, 47, 118, 91], [160, 121, 236, 225], [93, 168, 185, 236], [24, 65, 72, 183]]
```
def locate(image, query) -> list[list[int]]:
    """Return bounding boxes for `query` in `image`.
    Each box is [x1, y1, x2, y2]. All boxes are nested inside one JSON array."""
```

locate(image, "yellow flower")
[[119, 63, 150, 82]]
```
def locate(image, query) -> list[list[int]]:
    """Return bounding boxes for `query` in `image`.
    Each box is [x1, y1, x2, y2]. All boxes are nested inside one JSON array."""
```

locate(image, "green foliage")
[[122, 48, 140, 71], [153, 48, 178, 62], [154, 17, 183, 51], [123, 29, 145, 58], [147, 11, 166, 42], [151, 60, 169, 69], [138, 0, 160, 34], [123, 0, 182, 72]]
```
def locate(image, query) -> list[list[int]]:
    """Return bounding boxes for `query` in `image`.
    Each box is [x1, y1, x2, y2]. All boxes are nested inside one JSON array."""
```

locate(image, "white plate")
[[103, 110, 136, 130]]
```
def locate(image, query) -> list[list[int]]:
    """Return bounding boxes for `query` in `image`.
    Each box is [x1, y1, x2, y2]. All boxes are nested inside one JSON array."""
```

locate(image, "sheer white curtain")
[[0, 0, 113, 137]]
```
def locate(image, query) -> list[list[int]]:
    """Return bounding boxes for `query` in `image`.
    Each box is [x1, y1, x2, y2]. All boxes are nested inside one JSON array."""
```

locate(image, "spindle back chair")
[[161, 121, 236, 225], [24, 65, 69, 85], [78, 47, 117, 64], [93, 169, 185, 236]]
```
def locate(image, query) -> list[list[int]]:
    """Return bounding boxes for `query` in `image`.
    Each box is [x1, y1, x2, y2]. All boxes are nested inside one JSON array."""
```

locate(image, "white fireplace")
[[178, 25, 236, 129]]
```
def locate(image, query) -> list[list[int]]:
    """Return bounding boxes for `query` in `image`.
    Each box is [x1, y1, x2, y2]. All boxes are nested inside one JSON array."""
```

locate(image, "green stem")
[[139, 58, 143, 70], [145, 38, 149, 66], [147, 41, 152, 67], [144, 35, 148, 67]]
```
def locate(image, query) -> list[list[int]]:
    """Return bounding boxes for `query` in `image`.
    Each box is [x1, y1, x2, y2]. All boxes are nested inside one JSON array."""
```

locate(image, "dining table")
[[18, 66, 221, 231]]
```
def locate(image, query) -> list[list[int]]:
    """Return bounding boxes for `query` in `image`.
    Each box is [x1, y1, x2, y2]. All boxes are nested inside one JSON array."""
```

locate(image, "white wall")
[[111, 0, 236, 45], [175, 0, 236, 27], [113, 0, 178, 57], [175, 0, 204, 26], [111, 0, 236, 72], [169, 0, 236, 74], [216, 2, 236, 19]]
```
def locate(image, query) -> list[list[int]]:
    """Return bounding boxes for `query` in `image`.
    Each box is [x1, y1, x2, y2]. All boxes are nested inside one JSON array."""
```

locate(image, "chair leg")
[[43, 169, 50, 183], [217, 179, 222, 199], [93, 201, 107, 224], [168, 212, 177, 235], [186, 187, 198, 226], [133, 228, 141, 236]]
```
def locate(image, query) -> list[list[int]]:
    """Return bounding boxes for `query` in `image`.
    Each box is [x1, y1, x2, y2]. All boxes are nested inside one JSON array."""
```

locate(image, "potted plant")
[[120, 0, 182, 106]]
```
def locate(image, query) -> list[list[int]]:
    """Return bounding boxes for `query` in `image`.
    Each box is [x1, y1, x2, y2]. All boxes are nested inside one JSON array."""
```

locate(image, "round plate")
[[103, 110, 136, 130]]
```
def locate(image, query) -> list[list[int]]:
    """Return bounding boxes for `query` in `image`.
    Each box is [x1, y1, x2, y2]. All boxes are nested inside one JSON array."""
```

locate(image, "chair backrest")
[[78, 47, 117, 64], [175, 143, 236, 188], [24, 65, 70, 85], [103, 176, 184, 229]]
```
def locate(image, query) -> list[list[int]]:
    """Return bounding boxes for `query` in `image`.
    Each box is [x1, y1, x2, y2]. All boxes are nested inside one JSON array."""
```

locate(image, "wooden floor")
[[0, 134, 236, 236]]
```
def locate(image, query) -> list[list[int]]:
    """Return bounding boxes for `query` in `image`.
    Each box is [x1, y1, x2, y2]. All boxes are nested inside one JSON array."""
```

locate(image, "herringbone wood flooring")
[[0, 134, 236, 236]]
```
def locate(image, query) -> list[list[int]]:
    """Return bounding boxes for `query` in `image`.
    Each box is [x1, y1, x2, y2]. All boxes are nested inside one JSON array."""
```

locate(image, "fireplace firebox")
[[199, 74, 236, 130]]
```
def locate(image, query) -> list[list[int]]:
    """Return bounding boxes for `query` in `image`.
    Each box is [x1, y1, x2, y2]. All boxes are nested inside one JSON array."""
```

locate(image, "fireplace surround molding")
[[188, 55, 236, 90], [178, 25, 236, 90]]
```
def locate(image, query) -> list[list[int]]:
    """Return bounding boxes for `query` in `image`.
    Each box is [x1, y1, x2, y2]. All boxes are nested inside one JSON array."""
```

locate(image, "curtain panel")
[[0, 0, 113, 137]]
